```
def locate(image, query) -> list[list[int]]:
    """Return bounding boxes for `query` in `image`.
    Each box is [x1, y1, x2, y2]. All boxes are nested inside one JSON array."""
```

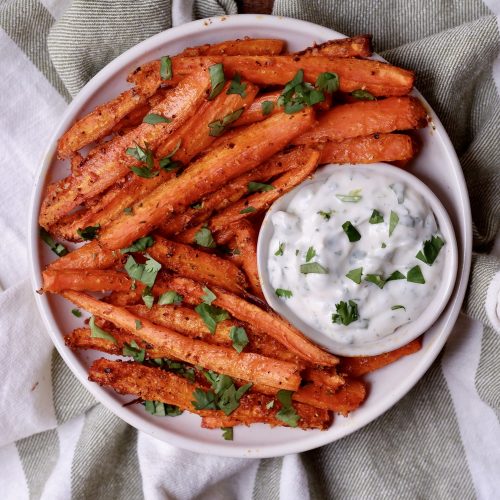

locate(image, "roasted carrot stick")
[[295, 96, 428, 145], [231, 91, 282, 127], [43, 269, 131, 293], [46, 241, 120, 271], [89, 358, 330, 429], [161, 276, 338, 366], [98, 109, 315, 250], [319, 133, 416, 164], [339, 338, 423, 377], [147, 236, 248, 294], [62, 291, 301, 390], [179, 38, 286, 57], [40, 69, 211, 229], [297, 35, 373, 58]]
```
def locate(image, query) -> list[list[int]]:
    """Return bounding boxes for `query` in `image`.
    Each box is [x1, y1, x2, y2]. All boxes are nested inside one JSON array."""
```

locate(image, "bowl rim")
[[257, 162, 459, 357], [28, 14, 473, 458]]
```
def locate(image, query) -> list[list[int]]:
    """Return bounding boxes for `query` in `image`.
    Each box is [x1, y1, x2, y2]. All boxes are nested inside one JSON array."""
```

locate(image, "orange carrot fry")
[[225, 220, 263, 298], [43, 269, 131, 293], [159, 147, 307, 238], [169, 55, 414, 97], [297, 35, 373, 58], [147, 236, 248, 294], [40, 69, 211, 229], [319, 133, 416, 164], [232, 91, 282, 127], [46, 241, 121, 271], [179, 38, 285, 57], [62, 291, 301, 390], [89, 358, 330, 429], [57, 85, 158, 159], [162, 276, 338, 366], [295, 96, 428, 145], [98, 109, 316, 250], [339, 338, 423, 377]]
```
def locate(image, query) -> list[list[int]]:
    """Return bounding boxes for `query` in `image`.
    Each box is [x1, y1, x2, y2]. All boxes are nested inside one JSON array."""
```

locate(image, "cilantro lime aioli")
[[267, 168, 446, 346]]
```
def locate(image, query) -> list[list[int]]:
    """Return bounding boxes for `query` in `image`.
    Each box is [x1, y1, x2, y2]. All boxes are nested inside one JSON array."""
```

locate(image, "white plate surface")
[[29, 14, 472, 458]]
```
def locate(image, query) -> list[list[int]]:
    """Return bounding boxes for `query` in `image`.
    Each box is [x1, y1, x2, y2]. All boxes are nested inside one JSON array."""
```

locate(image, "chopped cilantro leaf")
[[208, 108, 244, 136], [276, 288, 293, 298], [276, 390, 299, 427], [416, 235, 445, 266], [222, 427, 233, 440], [364, 274, 386, 289], [261, 100, 274, 115], [300, 262, 328, 274], [369, 209, 384, 224], [195, 303, 230, 334], [201, 286, 216, 305], [192, 388, 218, 410], [342, 221, 361, 242], [194, 226, 216, 248], [331, 300, 359, 326], [239, 206, 256, 214], [318, 210, 333, 220], [71, 308, 82, 317], [305, 246, 316, 262], [316, 72, 339, 93], [145, 400, 182, 417], [275, 242, 285, 256], [77, 224, 100, 241], [143, 113, 171, 124], [159, 140, 182, 171], [123, 340, 145, 363], [346, 267, 362, 284], [227, 73, 247, 97], [120, 236, 154, 254], [351, 89, 376, 100], [391, 305, 406, 311], [124, 254, 161, 287], [389, 211, 399, 236], [248, 181, 275, 193], [208, 63, 225, 100], [123, 207, 133, 215], [160, 56, 172, 80], [40, 228, 68, 256], [407, 265, 425, 284], [135, 319, 142, 330], [229, 326, 249, 353], [158, 290, 183, 305], [89, 317, 116, 343]]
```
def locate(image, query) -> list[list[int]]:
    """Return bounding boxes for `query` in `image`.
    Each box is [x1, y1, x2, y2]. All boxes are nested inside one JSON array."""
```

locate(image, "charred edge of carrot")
[[295, 35, 373, 58]]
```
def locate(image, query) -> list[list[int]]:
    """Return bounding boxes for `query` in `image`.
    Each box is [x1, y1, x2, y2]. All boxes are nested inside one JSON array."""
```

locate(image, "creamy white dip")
[[267, 168, 446, 346]]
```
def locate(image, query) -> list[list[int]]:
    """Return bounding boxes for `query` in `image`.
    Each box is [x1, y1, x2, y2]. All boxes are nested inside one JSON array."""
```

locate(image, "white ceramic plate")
[[257, 163, 459, 357], [29, 14, 472, 458]]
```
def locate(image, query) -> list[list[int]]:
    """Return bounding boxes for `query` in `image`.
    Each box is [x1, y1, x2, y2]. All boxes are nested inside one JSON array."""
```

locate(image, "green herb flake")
[[123, 340, 145, 363], [300, 262, 328, 274], [120, 235, 155, 254], [346, 267, 363, 284], [275, 242, 285, 256], [342, 221, 361, 242], [143, 113, 171, 124], [194, 226, 216, 248], [159, 140, 182, 171], [124, 254, 162, 287], [227, 73, 247, 97], [160, 56, 173, 80], [364, 274, 386, 289], [336, 189, 362, 203], [305, 246, 316, 262], [318, 210, 333, 220], [416, 235, 445, 266], [208, 63, 225, 100], [369, 209, 384, 224], [276, 288, 293, 299], [142, 289, 154, 309], [381, 242, 387, 249], [40, 228, 68, 256], [316, 72, 340, 93], [201, 286, 217, 305], [192, 388, 218, 410], [351, 89, 376, 100], [77, 224, 100, 241], [145, 400, 182, 417], [248, 181, 275, 193], [195, 303, 230, 334], [71, 308, 82, 318], [126, 144, 158, 178], [123, 207, 133, 215], [387, 270, 405, 282], [278, 69, 325, 114], [239, 206, 256, 214], [135, 319, 142, 330], [158, 290, 183, 305], [407, 265, 425, 284], [332, 300, 359, 326], [276, 390, 299, 428], [208, 108, 244, 136], [89, 316, 116, 343], [261, 100, 274, 115], [391, 305, 406, 311], [229, 326, 249, 353], [389, 211, 399, 236], [221, 427, 234, 440]]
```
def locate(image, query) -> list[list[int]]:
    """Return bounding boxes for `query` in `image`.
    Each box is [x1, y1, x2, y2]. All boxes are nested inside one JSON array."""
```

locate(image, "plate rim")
[[28, 14, 473, 458]]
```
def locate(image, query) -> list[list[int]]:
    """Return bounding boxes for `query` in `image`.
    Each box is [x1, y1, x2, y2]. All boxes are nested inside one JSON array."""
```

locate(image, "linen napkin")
[[0, 0, 499, 498]]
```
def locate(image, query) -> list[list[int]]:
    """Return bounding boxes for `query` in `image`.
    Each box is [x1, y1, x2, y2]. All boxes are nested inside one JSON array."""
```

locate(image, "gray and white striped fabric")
[[0, 0, 499, 498]]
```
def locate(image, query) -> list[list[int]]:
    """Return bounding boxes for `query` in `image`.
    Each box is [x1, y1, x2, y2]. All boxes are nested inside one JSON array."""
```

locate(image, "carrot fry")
[[224, 221, 263, 298], [98, 109, 316, 250], [70, 152, 84, 175], [297, 35, 373, 58], [169, 55, 414, 97], [65, 327, 144, 355], [319, 133, 416, 164], [89, 358, 330, 430], [339, 338, 423, 377], [179, 147, 319, 243], [147, 236, 248, 294], [39, 69, 211, 229], [57, 85, 158, 159], [46, 241, 120, 271], [161, 276, 338, 366], [159, 147, 306, 238], [295, 96, 428, 145], [231, 91, 282, 127], [62, 291, 301, 390], [110, 100, 152, 135], [43, 269, 131, 293], [55, 81, 258, 242]]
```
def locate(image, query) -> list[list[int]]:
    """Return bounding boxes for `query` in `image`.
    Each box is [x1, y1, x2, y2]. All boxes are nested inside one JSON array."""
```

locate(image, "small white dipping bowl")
[[257, 162, 458, 357]]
